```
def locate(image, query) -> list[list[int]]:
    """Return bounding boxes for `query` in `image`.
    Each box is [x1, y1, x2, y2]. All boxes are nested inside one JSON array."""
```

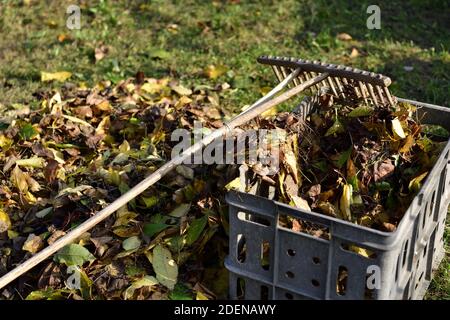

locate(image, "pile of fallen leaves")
[[0, 76, 239, 300], [0, 74, 448, 300]]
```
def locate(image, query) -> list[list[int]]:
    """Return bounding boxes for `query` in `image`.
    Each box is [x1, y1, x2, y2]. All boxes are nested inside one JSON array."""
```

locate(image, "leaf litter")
[[0, 74, 447, 300]]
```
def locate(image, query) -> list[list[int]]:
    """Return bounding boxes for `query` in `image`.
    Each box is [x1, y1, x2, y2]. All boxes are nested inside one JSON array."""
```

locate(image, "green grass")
[[0, 0, 449, 299]]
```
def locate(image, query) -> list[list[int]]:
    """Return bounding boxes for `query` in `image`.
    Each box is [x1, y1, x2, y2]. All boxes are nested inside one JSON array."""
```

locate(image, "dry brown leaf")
[[337, 33, 352, 41]]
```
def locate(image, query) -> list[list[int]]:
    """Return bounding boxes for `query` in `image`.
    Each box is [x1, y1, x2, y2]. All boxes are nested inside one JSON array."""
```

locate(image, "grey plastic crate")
[[225, 98, 450, 300]]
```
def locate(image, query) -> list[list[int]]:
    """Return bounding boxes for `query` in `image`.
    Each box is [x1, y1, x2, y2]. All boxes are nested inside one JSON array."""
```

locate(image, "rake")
[[0, 56, 397, 290]]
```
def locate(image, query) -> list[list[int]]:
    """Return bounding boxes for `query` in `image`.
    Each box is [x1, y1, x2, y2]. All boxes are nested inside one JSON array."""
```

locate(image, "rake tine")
[[375, 85, 386, 105], [280, 67, 291, 87], [384, 86, 395, 105], [334, 77, 346, 99], [327, 77, 339, 97], [271, 66, 283, 83], [358, 81, 369, 104], [367, 84, 379, 106]]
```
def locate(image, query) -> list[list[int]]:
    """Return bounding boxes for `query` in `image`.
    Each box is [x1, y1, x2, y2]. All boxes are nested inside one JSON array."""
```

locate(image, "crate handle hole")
[[312, 257, 321, 264], [287, 249, 296, 257], [285, 292, 294, 300], [311, 279, 320, 287], [285, 271, 295, 279], [336, 266, 348, 296]]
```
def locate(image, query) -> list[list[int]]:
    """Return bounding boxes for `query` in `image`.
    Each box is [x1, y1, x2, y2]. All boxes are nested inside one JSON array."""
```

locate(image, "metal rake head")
[[258, 55, 396, 107]]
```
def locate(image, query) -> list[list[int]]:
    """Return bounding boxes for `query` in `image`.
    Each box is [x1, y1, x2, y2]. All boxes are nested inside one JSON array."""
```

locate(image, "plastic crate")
[[225, 98, 450, 300]]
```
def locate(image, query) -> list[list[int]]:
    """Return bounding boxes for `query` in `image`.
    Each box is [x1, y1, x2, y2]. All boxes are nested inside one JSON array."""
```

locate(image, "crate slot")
[[337, 266, 348, 296], [340, 242, 377, 259], [237, 211, 271, 227], [278, 213, 330, 240], [261, 240, 270, 270], [237, 234, 247, 263], [402, 239, 410, 268], [236, 277, 245, 300], [260, 285, 269, 300]]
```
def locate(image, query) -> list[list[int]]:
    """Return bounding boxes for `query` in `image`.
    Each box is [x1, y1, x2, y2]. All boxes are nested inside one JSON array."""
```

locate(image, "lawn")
[[0, 0, 448, 299]]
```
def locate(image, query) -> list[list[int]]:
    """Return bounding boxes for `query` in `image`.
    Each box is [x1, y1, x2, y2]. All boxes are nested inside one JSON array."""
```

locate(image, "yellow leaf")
[[95, 100, 112, 112], [391, 118, 406, 139], [349, 245, 370, 258], [204, 65, 227, 79], [11, 165, 28, 193], [175, 96, 193, 109], [63, 115, 93, 127], [119, 140, 130, 153], [41, 71, 72, 82], [409, 172, 428, 193], [224, 177, 243, 191], [16, 157, 46, 168], [170, 84, 192, 96], [22, 234, 44, 254], [140, 78, 169, 94], [339, 184, 353, 221], [0, 209, 12, 233], [290, 195, 311, 211], [283, 141, 299, 183], [349, 47, 359, 58], [0, 135, 13, 151], [261, 107, 277, 118], [196, 291, 209, 300], [399, 135, 415, 153]]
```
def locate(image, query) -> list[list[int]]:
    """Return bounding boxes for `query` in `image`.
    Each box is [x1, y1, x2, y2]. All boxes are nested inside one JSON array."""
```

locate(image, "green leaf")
[[348, 105, 374, 117], [169, 203, 190, 218], [169, 283, 194, 300], [185, 215, 208, 246], [25, 288, 70, 300], [19, 123, 38, 140], [141, 196, 158, 208], [421, 124, 450, 139], [325, 116, 345, 136], [149, 49, 171, 60], [122, 236, 141, 251], [152, 245, 178, 290], [375, 181, 392, 191], [143, 223, 170, 238], [335, 147, 352, 168], [123, 275, 159, 300], [54, 244, 95, 266]]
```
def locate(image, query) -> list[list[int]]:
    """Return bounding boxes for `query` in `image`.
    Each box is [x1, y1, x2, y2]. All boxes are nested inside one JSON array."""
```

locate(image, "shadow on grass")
[[297, 0, 449, 50]]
